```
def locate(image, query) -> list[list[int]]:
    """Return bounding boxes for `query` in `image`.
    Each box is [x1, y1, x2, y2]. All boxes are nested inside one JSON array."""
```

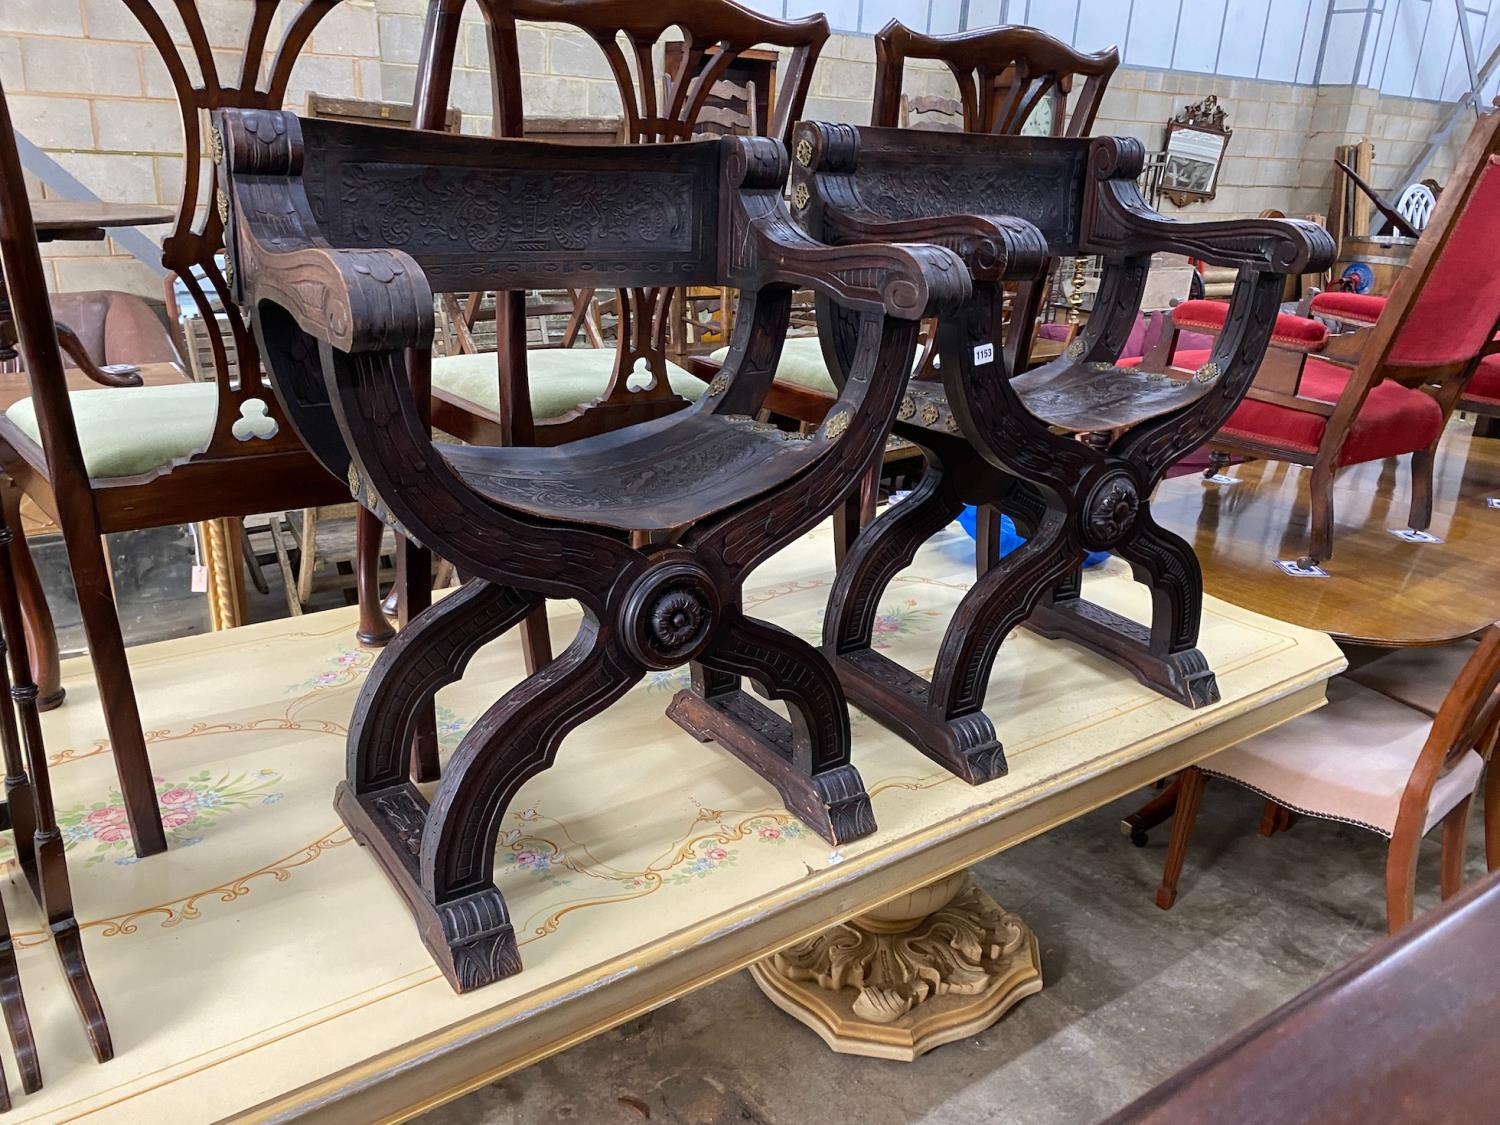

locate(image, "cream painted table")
[[0, 522, 1341, 1121]]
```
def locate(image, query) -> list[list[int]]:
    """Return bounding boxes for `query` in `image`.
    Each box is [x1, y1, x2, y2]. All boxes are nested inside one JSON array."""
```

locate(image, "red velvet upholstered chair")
[[1147, 108, 1500, 565]]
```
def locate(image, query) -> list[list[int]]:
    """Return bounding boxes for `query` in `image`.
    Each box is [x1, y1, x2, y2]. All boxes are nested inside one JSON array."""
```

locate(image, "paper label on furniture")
[[1204, 474, 1240, 485], [1388, 528, 1444, 545], [1487, 497, 1500, 509], [191, 565, 208, 593], [1275, 559, 1329, 578], [973, 342, 995, 366]]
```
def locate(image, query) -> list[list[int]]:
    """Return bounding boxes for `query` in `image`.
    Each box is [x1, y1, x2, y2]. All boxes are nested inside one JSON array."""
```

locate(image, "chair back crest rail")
[[411, 0, 829, 437], [113, 0, 349, 462], [872, 20, 1119, 138], [869, 20, 1119, 375]]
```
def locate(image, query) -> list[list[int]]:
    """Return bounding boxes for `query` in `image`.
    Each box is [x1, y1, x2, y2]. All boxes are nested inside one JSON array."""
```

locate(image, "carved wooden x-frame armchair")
[[219, 107, 970, 990], [0, 0, 379, 859], [793, 121, 1332, 782]]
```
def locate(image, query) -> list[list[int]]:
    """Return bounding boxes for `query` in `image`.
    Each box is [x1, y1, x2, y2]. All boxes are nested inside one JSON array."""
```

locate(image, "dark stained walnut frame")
[[791, 120, 1333, 781], [218, 107, 974, 991]]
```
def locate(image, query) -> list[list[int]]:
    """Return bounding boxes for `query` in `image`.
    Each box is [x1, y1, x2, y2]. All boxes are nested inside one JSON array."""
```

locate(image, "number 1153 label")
[[973, 342, 995, 365]]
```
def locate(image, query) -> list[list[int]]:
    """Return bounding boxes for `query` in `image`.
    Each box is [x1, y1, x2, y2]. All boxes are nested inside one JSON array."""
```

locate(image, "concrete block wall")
[[1, 0, 1476, 299]]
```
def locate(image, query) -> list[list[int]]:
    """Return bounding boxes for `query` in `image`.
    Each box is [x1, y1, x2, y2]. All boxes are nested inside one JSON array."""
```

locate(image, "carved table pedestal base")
[[748, 871, 1040, 1061]]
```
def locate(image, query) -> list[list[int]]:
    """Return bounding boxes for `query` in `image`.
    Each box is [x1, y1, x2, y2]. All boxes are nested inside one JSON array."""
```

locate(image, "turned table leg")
[[748, 870, 1041, 1060]]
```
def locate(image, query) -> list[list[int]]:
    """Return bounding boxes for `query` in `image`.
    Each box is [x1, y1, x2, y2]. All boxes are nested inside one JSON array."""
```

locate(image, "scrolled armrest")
[[241, 243, 434, 354], [1309, 290, 1386, 326], [1172, 298, 1329, 352], [786, 121, 1047, 283], [1083, 138, 1336, 275], [216, 107, 434, 355], [729, 172, 972, 320]]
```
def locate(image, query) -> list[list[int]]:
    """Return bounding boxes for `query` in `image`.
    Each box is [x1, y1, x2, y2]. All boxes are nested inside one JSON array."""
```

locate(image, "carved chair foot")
[[665, 688, 875, 845], [336, 782, 522, 992], [829, 648, 1006, 784], [51, 914, 113, 1063], [1026, 598, 1219, 707]]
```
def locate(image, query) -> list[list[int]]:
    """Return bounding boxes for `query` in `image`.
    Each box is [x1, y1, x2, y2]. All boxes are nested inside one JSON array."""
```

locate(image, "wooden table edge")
[[235, 665, 1340, 1124]]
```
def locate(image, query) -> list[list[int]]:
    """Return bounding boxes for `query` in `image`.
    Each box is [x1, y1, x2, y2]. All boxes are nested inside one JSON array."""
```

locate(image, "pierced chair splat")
[[220, 108, 970, 991], [0, 1, 364, 858], [792, 121, 1332, 782]]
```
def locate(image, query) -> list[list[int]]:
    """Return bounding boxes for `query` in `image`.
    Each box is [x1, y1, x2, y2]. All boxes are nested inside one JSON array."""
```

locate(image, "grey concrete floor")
[[420, 779, 1479, 1125]]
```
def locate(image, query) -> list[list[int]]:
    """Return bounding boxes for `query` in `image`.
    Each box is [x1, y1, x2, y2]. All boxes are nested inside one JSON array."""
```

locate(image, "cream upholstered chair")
[[1345, 636, 1499, 872], [1156, 626, 1500, 932]]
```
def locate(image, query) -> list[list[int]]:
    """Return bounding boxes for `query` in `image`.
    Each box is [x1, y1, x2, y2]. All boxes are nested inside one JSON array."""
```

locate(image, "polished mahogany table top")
[[26, 199, 173, 242]]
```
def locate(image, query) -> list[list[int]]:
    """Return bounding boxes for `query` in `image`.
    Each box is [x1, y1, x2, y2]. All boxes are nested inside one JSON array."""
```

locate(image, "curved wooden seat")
[[445, 409, 827, 532], [1011, 359, 1220, 433], [220, 107, 984, 993]]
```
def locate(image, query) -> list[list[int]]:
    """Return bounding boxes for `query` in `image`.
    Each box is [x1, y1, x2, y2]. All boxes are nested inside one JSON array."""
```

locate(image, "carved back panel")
[[297, 118, 724, 292], [848, 128, 1091, 256], [121, 0, 343, 458], [870, 20, 1118, 371], [872, 21, 1118, 138], [411, 0, 828, 435]]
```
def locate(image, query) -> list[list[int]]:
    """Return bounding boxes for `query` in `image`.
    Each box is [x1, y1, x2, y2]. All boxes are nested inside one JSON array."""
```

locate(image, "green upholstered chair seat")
[[6, 381, 219, 480], [710, 335, 836, 395], [430, 349, 704, 418]]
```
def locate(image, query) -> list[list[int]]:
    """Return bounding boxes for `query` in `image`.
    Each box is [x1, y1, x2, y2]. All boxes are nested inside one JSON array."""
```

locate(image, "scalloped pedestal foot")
[[665, 688, 876, 846], [748, 871, 1041, 1061], [1027, 598, 1220, 708]]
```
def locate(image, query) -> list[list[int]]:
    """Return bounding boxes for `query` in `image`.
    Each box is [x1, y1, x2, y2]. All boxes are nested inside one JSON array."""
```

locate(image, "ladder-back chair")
[[794, 118, 1330, 780], [0, 0, 375, 857]]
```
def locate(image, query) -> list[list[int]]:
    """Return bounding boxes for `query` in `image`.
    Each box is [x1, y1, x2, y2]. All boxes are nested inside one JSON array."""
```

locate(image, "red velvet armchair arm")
[[1309, 291, 1386, 327], [1171, 299, 1329, 352], [1158, 299, 1331, 412]]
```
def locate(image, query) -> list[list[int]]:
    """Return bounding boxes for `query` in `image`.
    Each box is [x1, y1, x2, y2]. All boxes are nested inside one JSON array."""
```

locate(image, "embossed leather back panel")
[[852, 127, 1088, 253], [299, 119, 724, 292]]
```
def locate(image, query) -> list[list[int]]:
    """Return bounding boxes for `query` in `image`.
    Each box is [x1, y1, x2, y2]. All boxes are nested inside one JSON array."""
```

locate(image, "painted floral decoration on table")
[[32, 770, 286, 867]]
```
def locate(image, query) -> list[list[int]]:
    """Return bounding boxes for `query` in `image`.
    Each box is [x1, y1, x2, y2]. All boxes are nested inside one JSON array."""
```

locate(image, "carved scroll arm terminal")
[[724, 136, 973, 322], [1081, 139, 1335, 277]]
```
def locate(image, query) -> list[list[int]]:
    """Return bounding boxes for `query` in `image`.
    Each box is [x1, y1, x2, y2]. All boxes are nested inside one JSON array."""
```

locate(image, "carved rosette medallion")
[[794, 136, 814, 168], [1193, 360, 1221, 383], [346, 463, 361, 499], [216, 188, 230, 226], [209, 125, 225, 166], [621, 561, 720, 670], [1065, 338, 1087, 360], [749, 873, 1042, 1060], [823, 409, 851, 441], [919, 402, 940, 427], [707, 372, 730, 397], [1083, 472, 1140, 547], [897, 395, 916, 421], [792, 181, 811, 211]]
